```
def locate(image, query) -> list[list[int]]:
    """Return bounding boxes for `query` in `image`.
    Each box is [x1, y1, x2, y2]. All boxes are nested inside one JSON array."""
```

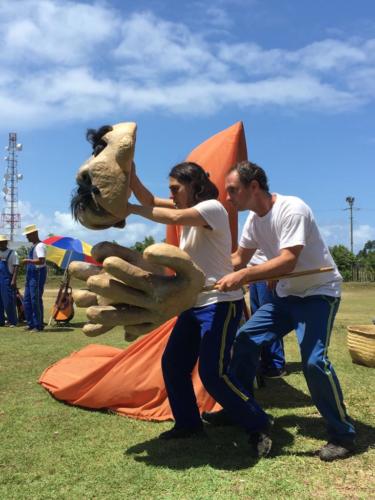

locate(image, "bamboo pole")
[[202, 266, 334, 292]]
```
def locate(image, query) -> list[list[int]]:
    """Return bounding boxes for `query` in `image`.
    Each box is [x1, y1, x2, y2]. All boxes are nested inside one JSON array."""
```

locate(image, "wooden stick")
[[202, 266, 334, 292]]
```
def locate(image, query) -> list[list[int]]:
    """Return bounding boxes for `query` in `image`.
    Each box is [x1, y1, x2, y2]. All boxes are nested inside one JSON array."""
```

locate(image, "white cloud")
[[0, 0, 119, 66], [317, 223, 375, 253], [16, 200, 164, 248], [0, 1, 375, 128], [353, 224, 375, 248]]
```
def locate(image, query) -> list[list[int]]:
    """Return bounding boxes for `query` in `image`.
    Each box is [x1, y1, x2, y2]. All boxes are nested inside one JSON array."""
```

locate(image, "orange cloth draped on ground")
[[39, 122, 248, 421]]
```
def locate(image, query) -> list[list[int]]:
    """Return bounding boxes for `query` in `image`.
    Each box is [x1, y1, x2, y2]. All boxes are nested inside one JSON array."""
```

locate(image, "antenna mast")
[[1, 132, 23, 241]]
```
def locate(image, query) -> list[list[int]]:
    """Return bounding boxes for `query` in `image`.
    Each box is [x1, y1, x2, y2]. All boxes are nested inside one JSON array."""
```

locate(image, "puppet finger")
[[87, 273, 154, 308], [103, 256, 153, 293], [69, 261, 102, 281], [72, 289, 98, 307], [82, 322, 114, 337], [86, 305, 154, 326]]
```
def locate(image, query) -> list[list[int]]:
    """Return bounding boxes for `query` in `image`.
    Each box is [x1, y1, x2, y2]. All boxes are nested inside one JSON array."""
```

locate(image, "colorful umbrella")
[[43, 235, 99, 269]]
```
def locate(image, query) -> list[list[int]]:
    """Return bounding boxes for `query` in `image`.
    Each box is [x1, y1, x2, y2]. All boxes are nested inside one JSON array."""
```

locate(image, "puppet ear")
[[112, 123, 137, 173]]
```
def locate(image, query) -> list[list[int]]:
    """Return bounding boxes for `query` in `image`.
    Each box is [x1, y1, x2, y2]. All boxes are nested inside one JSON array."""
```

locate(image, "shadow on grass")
[[43, 322, 86, 333], [125, 415, 374, 468], [256, 374, 312, 409], [125, 422, 294, 471], [277, 414, 375, 457]]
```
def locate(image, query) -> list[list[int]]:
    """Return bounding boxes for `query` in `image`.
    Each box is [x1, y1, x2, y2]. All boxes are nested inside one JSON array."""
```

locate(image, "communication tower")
[[1, 133, 23, 241]]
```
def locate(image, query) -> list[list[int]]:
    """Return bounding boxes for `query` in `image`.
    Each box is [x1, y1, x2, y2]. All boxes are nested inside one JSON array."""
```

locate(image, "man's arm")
[[232, 246, 256, 270], [22, 257, 46, 266], [215, 245, 303, 291], [11, 265, 18, 287]]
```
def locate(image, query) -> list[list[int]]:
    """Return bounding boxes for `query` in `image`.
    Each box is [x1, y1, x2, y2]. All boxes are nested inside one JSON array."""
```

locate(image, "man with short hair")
[[0, 235, 19, 327], [215, 160, 355, 461], [21, 225, 47, 332]]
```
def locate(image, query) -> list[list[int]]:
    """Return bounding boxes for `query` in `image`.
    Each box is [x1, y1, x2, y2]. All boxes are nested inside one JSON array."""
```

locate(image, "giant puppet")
[[70, 122, 206, 338], [39, 121, 247, 421]]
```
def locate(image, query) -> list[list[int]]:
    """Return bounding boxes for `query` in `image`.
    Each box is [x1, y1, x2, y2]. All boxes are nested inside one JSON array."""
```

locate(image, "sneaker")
[[159, 426, 205, 440], [319, 440, 356, 461], [8, 325, 16, 328], [262, 367, 288, 379], [202, 409, 234, 426], [23, 326, 33, 331], [249, 430, 272, 458]]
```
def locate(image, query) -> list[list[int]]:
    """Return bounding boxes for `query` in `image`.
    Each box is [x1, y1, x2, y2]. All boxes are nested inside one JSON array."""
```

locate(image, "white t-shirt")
[[179, 199, 243, 307], [239, 194, 342, 298], [32, 242, 47, 268], [249, 248, 267, 266], [0, 249, 19, 274]]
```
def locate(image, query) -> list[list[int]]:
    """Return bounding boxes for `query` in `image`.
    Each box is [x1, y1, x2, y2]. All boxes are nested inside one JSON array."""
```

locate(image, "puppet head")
[[71, 122, 137, 230]]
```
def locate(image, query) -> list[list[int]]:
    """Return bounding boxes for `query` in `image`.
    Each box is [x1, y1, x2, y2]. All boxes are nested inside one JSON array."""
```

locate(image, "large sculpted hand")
[[69, 242, 205, 340]]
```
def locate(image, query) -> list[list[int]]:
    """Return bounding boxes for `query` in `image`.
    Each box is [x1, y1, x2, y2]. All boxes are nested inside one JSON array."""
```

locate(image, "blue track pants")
[[230, 293, 356, 441], [162, 300, 275, 433], [250, 282, 285, 372]]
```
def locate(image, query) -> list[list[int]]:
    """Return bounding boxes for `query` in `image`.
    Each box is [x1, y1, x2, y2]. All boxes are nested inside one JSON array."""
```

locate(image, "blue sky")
[[1, 0, 374, 252]]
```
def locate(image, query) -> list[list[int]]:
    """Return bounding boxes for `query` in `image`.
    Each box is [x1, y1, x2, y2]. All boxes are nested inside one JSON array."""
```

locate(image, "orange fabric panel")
[[187, 121, 247, 251], [39, 122, 248, 421]]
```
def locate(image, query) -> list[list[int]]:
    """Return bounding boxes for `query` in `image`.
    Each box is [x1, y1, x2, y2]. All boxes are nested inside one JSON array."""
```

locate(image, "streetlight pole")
[[345, 196, 355, 254]]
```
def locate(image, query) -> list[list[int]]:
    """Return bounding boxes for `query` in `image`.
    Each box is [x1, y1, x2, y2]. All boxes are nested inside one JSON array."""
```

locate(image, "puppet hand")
[[69, 242, 205, 340]]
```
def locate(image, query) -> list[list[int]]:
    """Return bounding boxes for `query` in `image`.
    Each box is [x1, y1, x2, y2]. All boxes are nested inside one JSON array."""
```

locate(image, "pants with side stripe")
[[24, 266, 47, 330], [162, 300, 271, 433], [249, 282, 286, 372], [231, 294, 356, 441]]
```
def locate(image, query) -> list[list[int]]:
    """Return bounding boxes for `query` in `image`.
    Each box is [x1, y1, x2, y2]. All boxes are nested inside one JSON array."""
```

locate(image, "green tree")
[[15, 245, 29, 276], [329, 244, 356, 281], [130, 236, 156, 254], [357, 240, 375, 274]]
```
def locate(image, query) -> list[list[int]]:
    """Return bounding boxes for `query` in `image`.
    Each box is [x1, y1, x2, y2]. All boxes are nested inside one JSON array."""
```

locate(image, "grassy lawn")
[[0, 283, 374, 499]]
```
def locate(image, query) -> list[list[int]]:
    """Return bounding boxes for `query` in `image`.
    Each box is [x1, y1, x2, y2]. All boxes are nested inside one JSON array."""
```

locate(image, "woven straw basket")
[[347, 325, 375, 368]]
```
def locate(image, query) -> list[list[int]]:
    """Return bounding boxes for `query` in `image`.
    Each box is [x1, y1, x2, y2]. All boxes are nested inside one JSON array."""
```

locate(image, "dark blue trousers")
[[24, 266, 47, 330], [162, 300, 273, 433], [250, 282, 286, 372], [0, 262, 17, 326], [230, 293, 356, 441]]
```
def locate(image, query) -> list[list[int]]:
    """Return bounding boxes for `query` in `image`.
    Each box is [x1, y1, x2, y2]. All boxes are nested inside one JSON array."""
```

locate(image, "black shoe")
[[248, 415, 274, 458], [201, 409, 234, 426], [159, 426, 205, 440], [262, 367, 288, 379], [249, 430, 272, 458], [319, 440, 356, 461]]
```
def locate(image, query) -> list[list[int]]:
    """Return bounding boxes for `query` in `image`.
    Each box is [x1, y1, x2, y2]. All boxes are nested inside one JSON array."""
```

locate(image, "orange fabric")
[[39, 122, 248, 421]]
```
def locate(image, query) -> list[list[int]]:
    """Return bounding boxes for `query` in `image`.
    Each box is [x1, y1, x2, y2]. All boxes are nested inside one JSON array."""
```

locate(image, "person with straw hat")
[[0, 234, 19, 327], [21, 225, 47, 332]]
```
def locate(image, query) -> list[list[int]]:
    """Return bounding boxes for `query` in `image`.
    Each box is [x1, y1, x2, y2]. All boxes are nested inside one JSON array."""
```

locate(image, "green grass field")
[[0, 283, 374, 499]]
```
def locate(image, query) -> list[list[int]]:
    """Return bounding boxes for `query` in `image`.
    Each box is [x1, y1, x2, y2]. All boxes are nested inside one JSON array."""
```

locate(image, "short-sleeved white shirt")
[[249, 248, 267, 266], [179, 199, 243, 307], [239, 194, 342, 298], [32, 242, 47, 268], [0, 249, 19, 274]]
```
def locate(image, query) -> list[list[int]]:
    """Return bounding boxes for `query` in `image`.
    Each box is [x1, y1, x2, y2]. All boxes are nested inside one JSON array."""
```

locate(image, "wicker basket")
[[347, 325, 375, 368]]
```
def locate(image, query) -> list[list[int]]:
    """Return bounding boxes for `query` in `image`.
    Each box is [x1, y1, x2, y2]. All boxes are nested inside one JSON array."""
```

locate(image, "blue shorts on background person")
[[250, 281, 287, 378]]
